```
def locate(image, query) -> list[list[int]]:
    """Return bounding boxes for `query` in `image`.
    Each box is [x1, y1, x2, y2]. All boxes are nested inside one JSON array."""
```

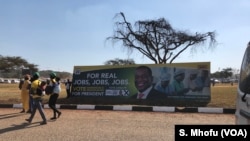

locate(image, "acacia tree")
[[0, 55, 38, 77], [104, 58, 135, 65], [107, 12, 217, 64], [211, 67, 233, 79]]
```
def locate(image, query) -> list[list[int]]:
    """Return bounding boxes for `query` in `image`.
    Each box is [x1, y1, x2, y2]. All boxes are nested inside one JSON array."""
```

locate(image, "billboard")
[[71, 62, 211, 105]]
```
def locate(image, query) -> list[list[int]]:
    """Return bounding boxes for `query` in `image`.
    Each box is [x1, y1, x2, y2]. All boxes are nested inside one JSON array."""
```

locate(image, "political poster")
[[71, 62, 211, 104]]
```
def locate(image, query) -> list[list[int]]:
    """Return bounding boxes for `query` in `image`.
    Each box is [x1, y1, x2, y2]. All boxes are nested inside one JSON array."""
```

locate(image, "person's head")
[[174, 69, 185, 82], [32, 72, 40, 80], [56, 77, 60, 82], [189, 70, 198, 80], [40, 81, 47, 87], [46, 79, 50, 84], [24, 74, 30, 80], [50, 72, 56, 79], [200, 69, 209, 78], [134, 66, 153, 92], [160, 73, 171, 88]]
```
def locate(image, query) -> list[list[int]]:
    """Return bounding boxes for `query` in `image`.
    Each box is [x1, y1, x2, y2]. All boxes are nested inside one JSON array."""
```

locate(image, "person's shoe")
[[26, 109, 31, 113], [25, 119, 31, 123], [50, 117, 57, 120], [58, 112, 61, 118], [40, 121, 47, 125], [26, 111, 31, 114], [20, 110, 25, 113]]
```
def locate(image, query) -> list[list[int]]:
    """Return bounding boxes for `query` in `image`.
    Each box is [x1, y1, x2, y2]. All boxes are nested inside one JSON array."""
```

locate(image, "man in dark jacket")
[[131, 66, 166, 99]]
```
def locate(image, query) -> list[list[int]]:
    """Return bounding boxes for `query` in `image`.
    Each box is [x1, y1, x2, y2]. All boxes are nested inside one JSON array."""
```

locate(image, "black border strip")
[[95, 105, 113, 110], [0, 104, 13, 108], [223, 108, 236, 114], [175, 107, 198, 113], [60, 105, 77, 109]]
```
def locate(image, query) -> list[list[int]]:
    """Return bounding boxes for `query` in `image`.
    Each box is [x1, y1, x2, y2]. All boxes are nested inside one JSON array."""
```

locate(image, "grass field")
[[0, 83, 237, 108], [0, 83, 67, 105], [208, 84, 237, 108]]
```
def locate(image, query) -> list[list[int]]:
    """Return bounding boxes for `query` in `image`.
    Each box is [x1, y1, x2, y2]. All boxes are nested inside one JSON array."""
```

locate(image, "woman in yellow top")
[[20, 74, 31, 113]]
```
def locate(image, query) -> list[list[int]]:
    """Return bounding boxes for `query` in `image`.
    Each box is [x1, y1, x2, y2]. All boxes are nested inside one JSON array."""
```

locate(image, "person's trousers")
[[29, 98, 46, 122], [49, 94, 60, 117], [29, 95, 34, 112], [66, 89, 70, 98]]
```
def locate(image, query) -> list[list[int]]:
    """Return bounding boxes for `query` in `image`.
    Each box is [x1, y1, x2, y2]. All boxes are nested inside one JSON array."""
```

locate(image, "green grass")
[[0, 83, 237, 108]]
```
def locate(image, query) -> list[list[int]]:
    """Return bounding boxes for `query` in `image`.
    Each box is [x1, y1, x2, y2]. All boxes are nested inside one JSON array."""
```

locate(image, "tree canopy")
[[0, 55, 38, 78], [107, 12, 217, 64], [0, 55, 38, 71], [104, 58, 135, 65], [211, 68, 233, 79], [0, 55, 72, 79]]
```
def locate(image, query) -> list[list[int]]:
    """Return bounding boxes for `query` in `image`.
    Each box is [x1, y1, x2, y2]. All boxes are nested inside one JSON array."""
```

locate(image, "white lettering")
[[92, 79, 109, 85], [101, 73, 117, 78], [191, 129, 218, 136], [73, 80, 90, 85], [111, 79, 129, 85], [222, 129, 245, 137], [87, 73, 99, 79]]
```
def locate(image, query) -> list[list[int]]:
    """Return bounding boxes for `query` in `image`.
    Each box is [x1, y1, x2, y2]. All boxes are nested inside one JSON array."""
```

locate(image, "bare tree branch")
[[106, 12, 217, 64]]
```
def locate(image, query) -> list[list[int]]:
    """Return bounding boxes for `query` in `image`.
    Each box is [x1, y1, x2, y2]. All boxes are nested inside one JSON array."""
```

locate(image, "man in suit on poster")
[[130, 66, 166, 99]]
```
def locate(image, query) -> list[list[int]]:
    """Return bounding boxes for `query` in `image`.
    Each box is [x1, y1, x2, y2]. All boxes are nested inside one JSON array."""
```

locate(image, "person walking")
[[25, 72, 47, 125], [20, 74, 31, 113], [48, 72, 62, 120]]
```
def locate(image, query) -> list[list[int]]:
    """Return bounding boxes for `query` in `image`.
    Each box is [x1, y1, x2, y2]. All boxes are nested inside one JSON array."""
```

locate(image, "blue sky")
[[0, 0, 249, 73]]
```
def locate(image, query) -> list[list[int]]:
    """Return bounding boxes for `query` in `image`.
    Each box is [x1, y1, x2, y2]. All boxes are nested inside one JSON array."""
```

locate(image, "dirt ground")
[[0, 108, 235, 141]]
